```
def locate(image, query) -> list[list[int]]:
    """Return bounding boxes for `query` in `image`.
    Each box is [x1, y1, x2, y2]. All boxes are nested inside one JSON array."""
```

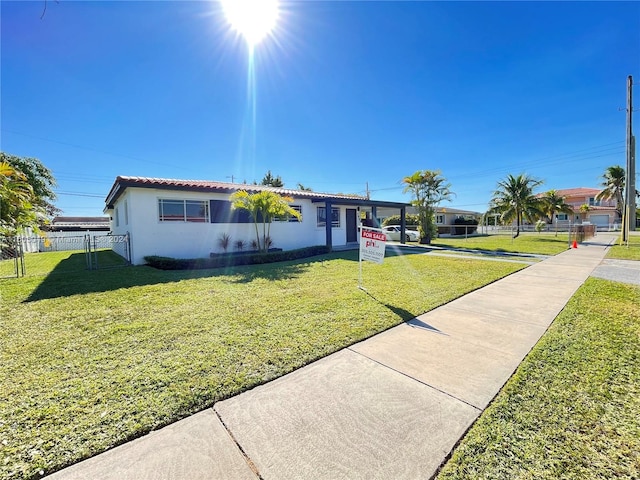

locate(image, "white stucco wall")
[[109, 187, 354, 265]]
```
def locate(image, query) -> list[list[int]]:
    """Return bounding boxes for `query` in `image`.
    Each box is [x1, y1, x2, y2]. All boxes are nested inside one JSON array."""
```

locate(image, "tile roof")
[[105, 176, 369, 207], [542, 187, 601, 197]]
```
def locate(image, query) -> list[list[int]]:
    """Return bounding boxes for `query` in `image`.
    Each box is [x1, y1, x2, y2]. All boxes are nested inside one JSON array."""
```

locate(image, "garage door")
[[590, 215, 609, 227]]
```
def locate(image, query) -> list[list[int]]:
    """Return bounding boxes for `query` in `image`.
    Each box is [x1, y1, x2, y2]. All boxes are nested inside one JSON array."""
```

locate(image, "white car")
[[382, 225, 420, 242]]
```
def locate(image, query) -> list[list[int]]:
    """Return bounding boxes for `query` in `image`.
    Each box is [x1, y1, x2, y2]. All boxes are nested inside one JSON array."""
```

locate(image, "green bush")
[[452, 217, 478, 235], [144, 245, 331, 270]]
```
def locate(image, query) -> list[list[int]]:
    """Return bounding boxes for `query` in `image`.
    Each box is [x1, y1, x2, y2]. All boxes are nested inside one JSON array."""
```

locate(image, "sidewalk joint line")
[[346, 348, 482, 412], [213, 408, 264, 480]]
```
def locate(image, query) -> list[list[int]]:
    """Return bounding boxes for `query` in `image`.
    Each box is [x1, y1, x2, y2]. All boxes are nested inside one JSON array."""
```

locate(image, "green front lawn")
[[432, 232, 571, 256], [1, 249, 525, 480], [437, 278, 640, 479], [606, 233, 640, 261]]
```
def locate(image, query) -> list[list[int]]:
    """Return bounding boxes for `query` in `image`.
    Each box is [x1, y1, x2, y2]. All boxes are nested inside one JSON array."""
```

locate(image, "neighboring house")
[[23, 216, 113, 253], [540, 188, 620, 229], [433, 207, 482, 229], [104, 176, 410, 265], [377, 206, 481, 232], [377, 206, 481, 223], [46, 216, 111, 232]]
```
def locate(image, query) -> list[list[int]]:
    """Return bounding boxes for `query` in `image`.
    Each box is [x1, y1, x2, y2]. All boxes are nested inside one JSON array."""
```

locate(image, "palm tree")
[[230, 190, 301, 252], [0, 161, 38, 236], [540, 189, 574, 236], [489, 174, 544, 238], [595, 165, 625, 219], [579, 204, 591, 222], [402, 170, 454, 244]]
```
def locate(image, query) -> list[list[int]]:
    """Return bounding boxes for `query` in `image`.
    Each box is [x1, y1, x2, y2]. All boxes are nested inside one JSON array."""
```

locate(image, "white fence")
[[17, 231, 112, 253]]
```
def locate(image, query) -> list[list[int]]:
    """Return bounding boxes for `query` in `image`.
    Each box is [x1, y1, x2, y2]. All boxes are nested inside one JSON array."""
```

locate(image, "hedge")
[[452, 217, 479, 235], [144, 245, 331, 270]]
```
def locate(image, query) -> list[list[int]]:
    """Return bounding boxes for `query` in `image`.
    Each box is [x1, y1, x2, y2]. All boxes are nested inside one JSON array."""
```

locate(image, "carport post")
[[325, 200, 333, 252], [400, 206, 406, 244]]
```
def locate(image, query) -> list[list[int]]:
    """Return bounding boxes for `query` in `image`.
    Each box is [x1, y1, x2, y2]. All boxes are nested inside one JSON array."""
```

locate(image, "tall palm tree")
[[595, 165, 625, 219], [540, 189, 574, 236], [489, 173, 544, 238], [402, 170, 454, 244]]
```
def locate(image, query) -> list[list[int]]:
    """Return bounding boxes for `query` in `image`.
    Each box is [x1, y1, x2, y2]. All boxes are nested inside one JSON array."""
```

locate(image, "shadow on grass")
[[430, 242, 547, 258], [23, 252, 346, 302], [23, 246, 443, 302], [383, 243, 434, 257], [358, 285, 444, 334]]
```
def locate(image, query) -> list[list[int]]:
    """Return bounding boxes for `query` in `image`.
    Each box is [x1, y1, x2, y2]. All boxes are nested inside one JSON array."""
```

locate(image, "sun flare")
[[221, 0, 280, 47]]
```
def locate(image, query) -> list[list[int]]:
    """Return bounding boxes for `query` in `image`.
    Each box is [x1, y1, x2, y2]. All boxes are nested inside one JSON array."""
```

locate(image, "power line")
[[56, 191, 105, 198], [368, 141, 625, 194]]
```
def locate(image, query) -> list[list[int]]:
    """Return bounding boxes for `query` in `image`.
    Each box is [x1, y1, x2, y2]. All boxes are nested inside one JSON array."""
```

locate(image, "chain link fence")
[[0, 233, 130, 279]]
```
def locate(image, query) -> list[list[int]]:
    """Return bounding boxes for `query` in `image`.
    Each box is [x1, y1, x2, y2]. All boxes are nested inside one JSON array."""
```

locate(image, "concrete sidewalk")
[[47, 235, 617, 480]]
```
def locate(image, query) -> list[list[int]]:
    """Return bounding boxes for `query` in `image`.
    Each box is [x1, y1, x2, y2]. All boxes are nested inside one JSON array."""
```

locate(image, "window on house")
[[588, 197, 600, 206], [557, 214, 568, 221], [436, 214, 445, 224], [209, 200, 257, 223], [159, 199, 209, 222], [124, 200, 129, 225], [115, 207, 120, 227], [317, 207, 340, 227], [274, 205, 302, 222]]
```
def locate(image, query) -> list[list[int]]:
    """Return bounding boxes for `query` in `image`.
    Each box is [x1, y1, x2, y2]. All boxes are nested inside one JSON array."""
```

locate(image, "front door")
[[346, 208, 358, 243]]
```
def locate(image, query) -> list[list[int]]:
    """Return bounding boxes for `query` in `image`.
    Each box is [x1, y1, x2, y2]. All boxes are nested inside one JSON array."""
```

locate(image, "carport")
[[311, 198, 411, 251]]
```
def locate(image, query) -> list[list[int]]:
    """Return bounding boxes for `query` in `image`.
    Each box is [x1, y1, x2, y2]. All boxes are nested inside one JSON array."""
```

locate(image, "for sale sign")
[[360, 228, 386, 264]]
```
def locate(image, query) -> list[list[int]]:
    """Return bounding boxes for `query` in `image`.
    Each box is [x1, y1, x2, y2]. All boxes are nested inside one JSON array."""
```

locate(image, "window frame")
[[317, 206, 340, 228], [274, 205, 302, 223], [158, 199, 210, 223]]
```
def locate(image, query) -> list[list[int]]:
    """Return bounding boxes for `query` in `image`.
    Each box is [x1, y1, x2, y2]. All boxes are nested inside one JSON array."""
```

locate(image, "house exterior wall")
[[108, 187, 352, 265], [555, 191, 619, 228]]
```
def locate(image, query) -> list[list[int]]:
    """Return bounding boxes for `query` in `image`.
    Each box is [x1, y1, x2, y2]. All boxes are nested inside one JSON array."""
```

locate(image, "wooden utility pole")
[[625, 75, 635, 240]]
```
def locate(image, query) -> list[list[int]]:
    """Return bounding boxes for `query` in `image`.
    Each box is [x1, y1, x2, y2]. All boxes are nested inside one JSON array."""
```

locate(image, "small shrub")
[[535, 220, 546, 233], [234, 239, 246, 251], [217, 233, 231, 253]]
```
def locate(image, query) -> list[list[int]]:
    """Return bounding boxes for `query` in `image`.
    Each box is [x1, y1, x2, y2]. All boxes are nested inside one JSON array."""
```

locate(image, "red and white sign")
[[360, 228, 386, 264]]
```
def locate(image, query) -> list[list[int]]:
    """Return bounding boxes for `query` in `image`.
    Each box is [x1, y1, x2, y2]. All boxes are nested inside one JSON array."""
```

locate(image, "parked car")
[[382, 225, 420, 242]]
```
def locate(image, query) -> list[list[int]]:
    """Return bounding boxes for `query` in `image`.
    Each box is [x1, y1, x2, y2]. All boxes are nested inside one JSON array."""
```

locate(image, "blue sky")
[[2, 1, 639, 216]]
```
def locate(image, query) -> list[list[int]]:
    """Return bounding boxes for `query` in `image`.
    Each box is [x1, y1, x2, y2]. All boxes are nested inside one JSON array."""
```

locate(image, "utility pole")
[[624, 75, 635, 240], [365, 182, 370, 200]]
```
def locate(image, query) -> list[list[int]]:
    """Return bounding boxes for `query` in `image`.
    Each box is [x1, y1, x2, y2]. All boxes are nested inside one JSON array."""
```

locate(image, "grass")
[[431, 232, 571, 256], [437, 278, 640, 480], [0, 249, 525, 480], [606, 233, 640, 261]]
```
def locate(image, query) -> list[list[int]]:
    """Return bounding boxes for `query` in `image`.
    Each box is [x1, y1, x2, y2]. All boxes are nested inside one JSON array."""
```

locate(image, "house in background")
[[376, 206, 481, 235], [46, 216, 111, 232], [104, 176, 410, 265], [543, 187, 620, 230]]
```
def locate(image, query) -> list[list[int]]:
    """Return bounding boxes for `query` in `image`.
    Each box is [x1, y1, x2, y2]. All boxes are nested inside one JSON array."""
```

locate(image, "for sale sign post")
[[358, 227, 386, 290], [360, 228, 387, 264]]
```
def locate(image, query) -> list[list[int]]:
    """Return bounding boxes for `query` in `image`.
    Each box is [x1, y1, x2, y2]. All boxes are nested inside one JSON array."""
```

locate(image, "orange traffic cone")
[[571, 240, 578, 249]]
